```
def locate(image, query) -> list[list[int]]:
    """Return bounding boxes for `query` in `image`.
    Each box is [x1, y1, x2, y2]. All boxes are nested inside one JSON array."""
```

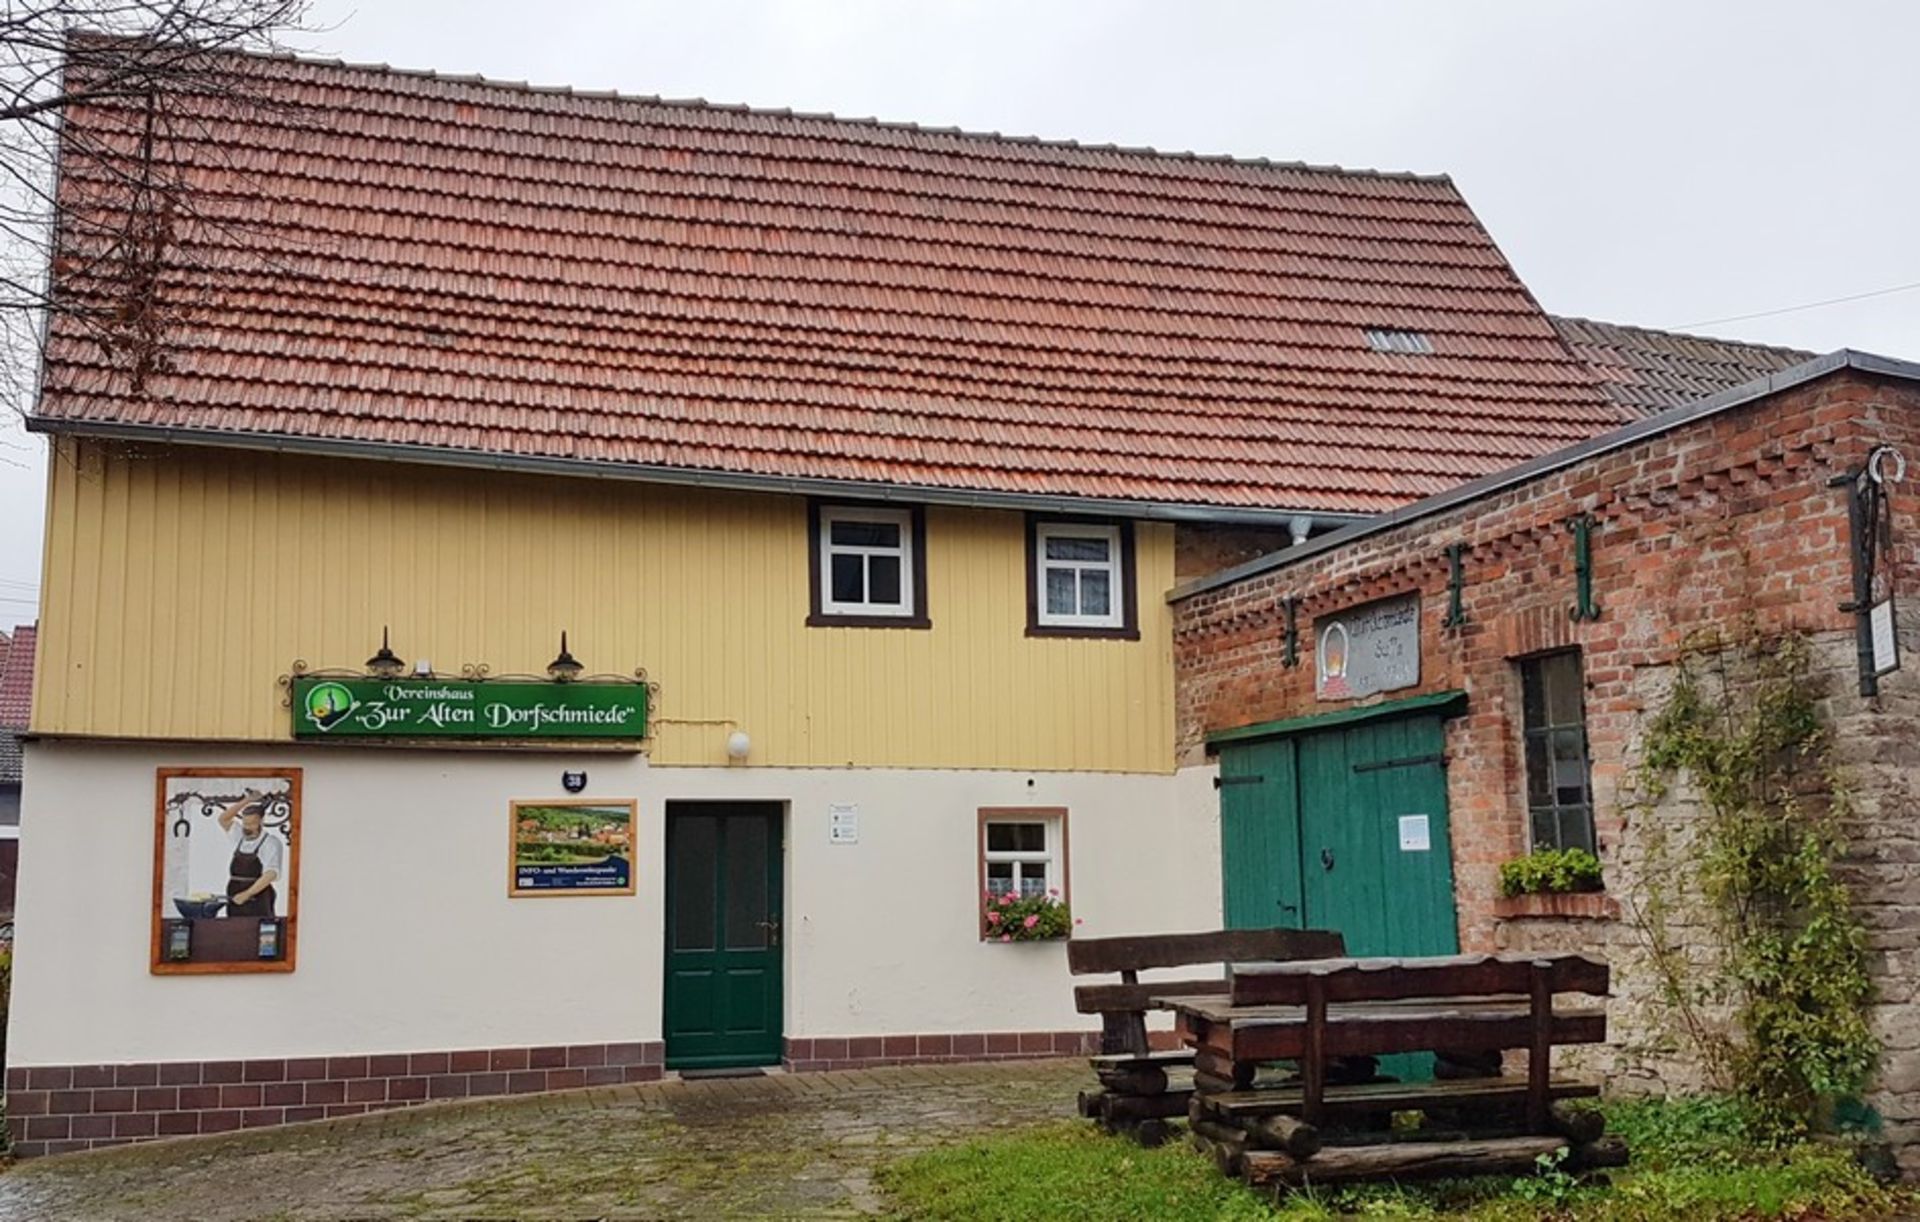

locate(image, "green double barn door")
[[1219, 709, 1458, 961]]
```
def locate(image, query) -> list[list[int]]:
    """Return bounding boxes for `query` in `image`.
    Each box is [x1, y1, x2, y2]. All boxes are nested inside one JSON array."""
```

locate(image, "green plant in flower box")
[[983, 889, 1073, 941], [1498, 847, 1604, 897]]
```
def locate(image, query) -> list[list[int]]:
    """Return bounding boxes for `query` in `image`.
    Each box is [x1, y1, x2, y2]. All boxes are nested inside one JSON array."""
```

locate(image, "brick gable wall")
[[1173, 369, 1920, 1168]]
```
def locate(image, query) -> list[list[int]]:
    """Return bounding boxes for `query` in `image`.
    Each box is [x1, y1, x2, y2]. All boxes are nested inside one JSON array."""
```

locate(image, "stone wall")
[[1172, 367, 1920, 1167]]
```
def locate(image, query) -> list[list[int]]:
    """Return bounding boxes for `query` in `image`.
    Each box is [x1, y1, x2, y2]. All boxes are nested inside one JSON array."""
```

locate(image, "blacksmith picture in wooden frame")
[[509, 798, 638, 897], [151, 767, 302, 975]]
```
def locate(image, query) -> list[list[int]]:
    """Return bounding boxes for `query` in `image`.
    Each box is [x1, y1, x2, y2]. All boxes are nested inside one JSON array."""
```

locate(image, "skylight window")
[[1364, 328, 1434, 355]]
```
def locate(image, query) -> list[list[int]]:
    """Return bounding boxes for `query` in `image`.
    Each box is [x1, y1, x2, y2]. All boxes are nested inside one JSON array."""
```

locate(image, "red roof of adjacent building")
[[0, 624, 34, 730], [32, 49, 1628, 517]]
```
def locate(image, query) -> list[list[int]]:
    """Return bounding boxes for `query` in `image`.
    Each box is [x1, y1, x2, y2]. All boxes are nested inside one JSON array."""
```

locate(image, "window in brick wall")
[[1519, 650, 1596, 854]]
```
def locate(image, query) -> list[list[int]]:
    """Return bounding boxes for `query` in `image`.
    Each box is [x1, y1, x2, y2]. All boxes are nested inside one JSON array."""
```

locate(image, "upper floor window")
[[808, 503, 929, 627], [1519, 650, 1596, 853], [1027, 519, 1138, 639]]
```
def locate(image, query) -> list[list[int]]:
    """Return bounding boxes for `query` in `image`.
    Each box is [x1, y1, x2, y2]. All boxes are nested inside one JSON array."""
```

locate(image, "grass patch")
[[877, 1121, 1275, 1221], [878, 1099, 1916, 1221]]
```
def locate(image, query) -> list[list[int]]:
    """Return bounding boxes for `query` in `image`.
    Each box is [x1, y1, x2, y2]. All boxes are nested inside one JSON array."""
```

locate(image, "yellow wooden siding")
[[35, 439, 1175, 773]]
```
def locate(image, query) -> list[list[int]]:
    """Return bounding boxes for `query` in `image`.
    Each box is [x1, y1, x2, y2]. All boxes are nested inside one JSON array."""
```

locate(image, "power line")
[[1676, 278, 1920, 329]]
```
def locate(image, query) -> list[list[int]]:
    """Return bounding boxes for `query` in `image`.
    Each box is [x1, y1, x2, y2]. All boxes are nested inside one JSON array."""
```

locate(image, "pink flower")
[[1074, 918, 1084, 926], [1023, 914, 1040, 929], [1048, 888, 1059, 897], [1001, 892, 1017, 906], [1000, 934, 1012, 943], [987, 911, 1002, 925]]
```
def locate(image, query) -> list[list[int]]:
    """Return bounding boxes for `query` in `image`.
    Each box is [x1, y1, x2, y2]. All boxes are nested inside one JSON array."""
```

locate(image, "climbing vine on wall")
[[1633, 630, 1877, 1140]]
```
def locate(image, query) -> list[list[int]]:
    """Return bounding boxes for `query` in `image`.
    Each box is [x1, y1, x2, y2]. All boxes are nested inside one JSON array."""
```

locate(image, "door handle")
[[756, 918, 782, 946], [1320, 847, 1335, 872]]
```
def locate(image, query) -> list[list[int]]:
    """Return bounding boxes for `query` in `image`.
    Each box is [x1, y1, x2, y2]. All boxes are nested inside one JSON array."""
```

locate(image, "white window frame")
[[1034, 522, 1124, 629], [818, 506, 916, 618], [981, 815, 1061, 901]]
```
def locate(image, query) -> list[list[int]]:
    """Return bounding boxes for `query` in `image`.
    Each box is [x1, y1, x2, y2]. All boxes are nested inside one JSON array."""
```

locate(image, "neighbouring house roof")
[[28, 48, 1629, 520], [0, 624, 34, 730], [1550, 316, 1815, 417], [1171, 350, 1920, 600]]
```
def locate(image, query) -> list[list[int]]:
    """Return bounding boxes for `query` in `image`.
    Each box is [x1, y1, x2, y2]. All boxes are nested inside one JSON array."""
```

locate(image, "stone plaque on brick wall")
[[1315, 593, 1420, 701]]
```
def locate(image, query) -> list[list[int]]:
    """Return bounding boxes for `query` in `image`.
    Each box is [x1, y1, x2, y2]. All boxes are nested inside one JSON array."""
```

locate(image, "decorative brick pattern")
[[782, 1029, 1100, 1073], [4, 1040, 665, 1158]]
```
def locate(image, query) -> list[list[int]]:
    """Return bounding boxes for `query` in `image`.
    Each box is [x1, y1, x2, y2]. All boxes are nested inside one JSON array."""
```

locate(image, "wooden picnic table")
[[1150, 951, 1610, 1132]]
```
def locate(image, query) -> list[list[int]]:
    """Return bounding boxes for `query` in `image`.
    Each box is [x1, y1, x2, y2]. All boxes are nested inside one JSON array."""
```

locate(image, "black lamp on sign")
[[365, 627, 406, 679], [547, 631, 584, 683]]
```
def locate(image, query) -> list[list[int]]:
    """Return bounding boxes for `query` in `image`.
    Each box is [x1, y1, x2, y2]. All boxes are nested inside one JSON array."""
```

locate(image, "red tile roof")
[[1550, 316, 1815, 417], [0, 624, 34, 730], [33, 50, 1628, 517]]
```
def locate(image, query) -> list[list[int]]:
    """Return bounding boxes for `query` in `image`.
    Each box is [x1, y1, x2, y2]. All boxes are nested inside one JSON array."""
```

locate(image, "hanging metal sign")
[[1872, 598, 1899, 678], [1315, 593, 1420, 701], [292, 677, 648, 740], [1838, 443, 1905, 695]]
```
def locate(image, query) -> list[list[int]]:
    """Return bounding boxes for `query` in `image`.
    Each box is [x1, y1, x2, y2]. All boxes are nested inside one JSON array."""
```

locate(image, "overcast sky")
[[0, 0, 1914, 617]]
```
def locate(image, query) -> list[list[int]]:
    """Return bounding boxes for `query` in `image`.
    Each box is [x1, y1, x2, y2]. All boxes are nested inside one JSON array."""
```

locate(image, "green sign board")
[[292, 677, 648, 740]]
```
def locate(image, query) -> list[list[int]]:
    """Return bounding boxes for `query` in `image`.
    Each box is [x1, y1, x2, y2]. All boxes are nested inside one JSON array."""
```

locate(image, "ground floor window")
[[1518, 649, 1597, 854], [977, 808, 1069, 937]]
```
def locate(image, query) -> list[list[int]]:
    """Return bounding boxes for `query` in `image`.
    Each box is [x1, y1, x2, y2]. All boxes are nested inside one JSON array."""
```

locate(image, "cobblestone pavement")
[[0, 1057, 1086, 1221]]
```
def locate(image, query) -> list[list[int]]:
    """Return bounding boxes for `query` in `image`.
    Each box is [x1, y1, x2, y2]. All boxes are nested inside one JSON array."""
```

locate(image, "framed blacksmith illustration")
[[152, 768, 302, 975], [509, 798, 638, 897]]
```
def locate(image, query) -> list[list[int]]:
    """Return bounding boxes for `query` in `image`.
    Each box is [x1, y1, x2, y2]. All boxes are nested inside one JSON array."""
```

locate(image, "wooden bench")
[[1065, 927, 1345, 1146], [1067, 927, 1348, 1058], [1158, 951, 1620, 1188]]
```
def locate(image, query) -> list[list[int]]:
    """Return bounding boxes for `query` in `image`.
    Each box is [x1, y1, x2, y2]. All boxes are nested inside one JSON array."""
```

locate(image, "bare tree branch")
[[0, 0, 312, 417]]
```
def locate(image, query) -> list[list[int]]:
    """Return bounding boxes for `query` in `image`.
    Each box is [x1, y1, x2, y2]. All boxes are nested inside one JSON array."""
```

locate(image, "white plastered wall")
[[10, 742, 1224, 1066]]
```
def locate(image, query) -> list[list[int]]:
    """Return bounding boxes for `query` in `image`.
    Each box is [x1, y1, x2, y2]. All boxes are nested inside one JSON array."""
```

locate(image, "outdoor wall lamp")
[[546, 631, 584, 683], [365, 627, 407, 679], [726, 730, 752, 760]]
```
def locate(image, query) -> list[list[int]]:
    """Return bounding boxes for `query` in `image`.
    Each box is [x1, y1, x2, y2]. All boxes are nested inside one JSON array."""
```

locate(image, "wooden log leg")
[[1243, 1113, 1322, 1159], [1101, 1011, 1151, 1057], [1100, 1090, 1194, 1122], [1190, 1121, 1249, 1176], [1547, 1102, 1605, 1145], [1302, 975, 1327, 1125], [1076, 1087, 1109, 1119], [1096, 1065, 1169, 1095], [1527, 961, 1552, 1133], [1193, 1050, 1257, 1089], [1133, 1118, 1171, 1148], [1567, 1135, 1630, 1171], [1246, 1135, 1570, 1188], [1116, 970, 1150, 1056]]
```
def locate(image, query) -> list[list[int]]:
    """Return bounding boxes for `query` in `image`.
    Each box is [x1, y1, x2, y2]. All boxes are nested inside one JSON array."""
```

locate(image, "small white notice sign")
[[1872, 598, 1900, 677], [829, 803, 859, 845], [1398, 814, 1431, 852]]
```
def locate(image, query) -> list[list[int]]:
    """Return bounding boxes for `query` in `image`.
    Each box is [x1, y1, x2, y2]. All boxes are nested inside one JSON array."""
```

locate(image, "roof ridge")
[[197, 40, 1455, 186], [1549, 313, 1817, 361]]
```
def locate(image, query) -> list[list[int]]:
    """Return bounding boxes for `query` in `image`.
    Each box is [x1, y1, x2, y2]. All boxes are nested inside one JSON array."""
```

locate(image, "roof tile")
[[1549, 316, 1814, 417]]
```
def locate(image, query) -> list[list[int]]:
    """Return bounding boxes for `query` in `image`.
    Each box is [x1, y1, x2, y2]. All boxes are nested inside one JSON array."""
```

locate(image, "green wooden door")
[[1296, 713, 1456, 1081], [1218, 738, 1305, 930], [664, 803, 784, 1069], [1296, 714, 1457, 959]]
